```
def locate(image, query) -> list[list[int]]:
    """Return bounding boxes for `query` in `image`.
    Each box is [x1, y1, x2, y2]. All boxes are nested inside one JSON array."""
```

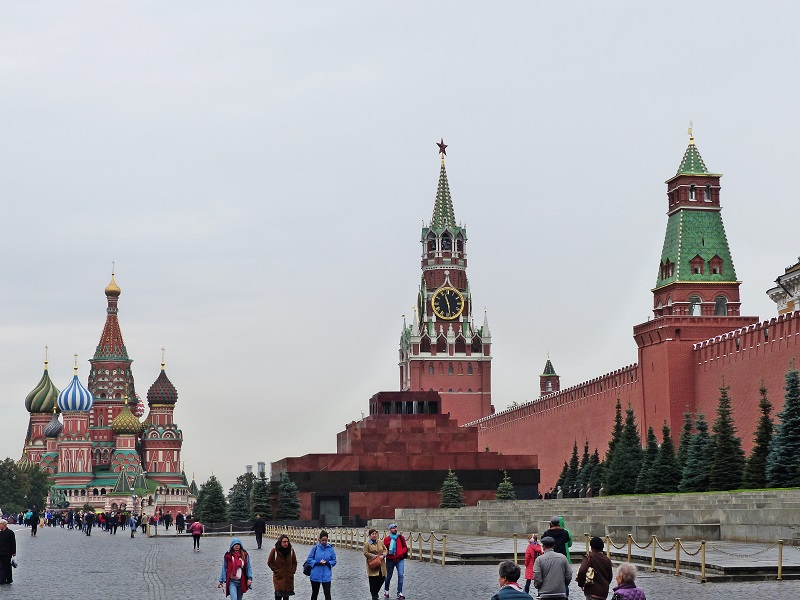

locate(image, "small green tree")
[[709, 384, 745, 491], [743, 384, 773, 488], [576, 440, 591, 491], [555, 461, 569, 492], [227, 484, 250, 521], [767, 366, 800, 488], [0, 458, 30, 513], [276, 472, 301, 520], [680, 414, 712, 492], [251, 472, 272, 519], [650, 422, 682, 493], [635, 426, 659, 494], [676, 411, 694, 472], [439, 469, 465, 508], [605, 399, 624, 464], [564, 441, 580, 496], [606, 404, 643, 495], [195, 475, 228, 523], [588, 450, 603, 496], [496, 471, 516, 500]]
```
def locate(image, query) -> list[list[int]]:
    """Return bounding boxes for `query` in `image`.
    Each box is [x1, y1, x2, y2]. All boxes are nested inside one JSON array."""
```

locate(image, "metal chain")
[[630, 538, 653, 550], [655, 540, 676, 552], [680, 544, 703, 557], [706, 541, 778, 557]]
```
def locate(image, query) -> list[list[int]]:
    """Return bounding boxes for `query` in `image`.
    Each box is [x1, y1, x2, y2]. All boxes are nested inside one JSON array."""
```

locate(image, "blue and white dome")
[[57, 369, 94, 412]]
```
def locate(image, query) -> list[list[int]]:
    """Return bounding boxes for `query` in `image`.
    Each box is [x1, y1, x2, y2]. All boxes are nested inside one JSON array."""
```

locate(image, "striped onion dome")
[[57, 367, 94, 412], [147, 363, 178, 406], [25, 362, 60, 414], [112, 401, 140, 435], [44, 410, 63, 438]]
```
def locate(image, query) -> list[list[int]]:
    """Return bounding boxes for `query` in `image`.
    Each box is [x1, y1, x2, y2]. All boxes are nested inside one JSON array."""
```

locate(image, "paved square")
[[2, 526, 799, 599]]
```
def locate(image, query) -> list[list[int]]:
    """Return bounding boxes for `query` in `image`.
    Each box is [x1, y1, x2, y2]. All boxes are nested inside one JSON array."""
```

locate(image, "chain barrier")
[[706, 540, 779, 557]]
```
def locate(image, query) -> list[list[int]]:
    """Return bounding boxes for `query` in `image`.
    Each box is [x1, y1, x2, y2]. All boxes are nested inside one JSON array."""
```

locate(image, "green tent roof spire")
[[675, 125, 710, 176], [542, 355, 557, 376], [430, 150, 457, 230]]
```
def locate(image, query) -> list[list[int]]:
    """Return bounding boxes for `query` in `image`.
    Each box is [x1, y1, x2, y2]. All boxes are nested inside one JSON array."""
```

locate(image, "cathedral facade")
[[19, 276, 195, 517]]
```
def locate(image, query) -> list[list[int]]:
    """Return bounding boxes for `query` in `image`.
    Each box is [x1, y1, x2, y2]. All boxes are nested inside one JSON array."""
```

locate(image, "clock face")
[[432, 287, 465, 320]]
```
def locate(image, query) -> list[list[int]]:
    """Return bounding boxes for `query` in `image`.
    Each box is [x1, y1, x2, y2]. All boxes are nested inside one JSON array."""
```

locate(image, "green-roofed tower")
[[399, 140, 493, 425], [540, 355, 560, 397], [652, 128, 742, 318]]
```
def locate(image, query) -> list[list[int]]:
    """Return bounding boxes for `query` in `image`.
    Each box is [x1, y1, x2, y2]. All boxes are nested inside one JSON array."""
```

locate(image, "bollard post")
[[651, 535, 656, 572], [585, 533, 590, 555], [605, 536, 611, 559], [430, 532, 434, 563], [700, 541, 706, 583], [513, 534, 518, 565], [675, 538, 681, 576], [409, 532, 414, 560], [778, 539, 784, 580], [442, 535, 447, 567], [230, 523, 233, 537], [627, 534, 632, 563]]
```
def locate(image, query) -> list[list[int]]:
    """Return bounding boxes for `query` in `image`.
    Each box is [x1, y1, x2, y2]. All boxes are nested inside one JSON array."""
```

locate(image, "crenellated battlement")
[[466, 363, 639, 429]]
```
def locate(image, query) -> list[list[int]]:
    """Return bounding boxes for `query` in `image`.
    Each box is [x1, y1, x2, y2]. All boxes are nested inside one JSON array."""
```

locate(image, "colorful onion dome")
[[25, 361, 60, 414], [44, 409, 63, 438], [147, 361, 178, 405], [134, 393, 145, 418], [112, 400, 141, 435], [57, 361, 94, 412], [17, 450, 35, 469], [105, 273, 121, 297]]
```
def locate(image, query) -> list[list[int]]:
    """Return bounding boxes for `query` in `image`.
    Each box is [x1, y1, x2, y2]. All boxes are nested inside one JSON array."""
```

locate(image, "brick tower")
[[399, 141, 493, 425], [54, 359, 95, 487], [540, 355, 560, 396], [141, 355, 184, 486], [634, 128, 758, 437], [87, 273, 138, 467]]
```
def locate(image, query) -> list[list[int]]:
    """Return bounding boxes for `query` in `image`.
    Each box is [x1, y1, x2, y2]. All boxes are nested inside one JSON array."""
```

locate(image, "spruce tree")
[[195, 475, 227, 523], [588, 450, 603, 496], [276, 472, 301, 520], [555, 461, 569, 492], [680, 414, 712, 492], [767, 366, 800, 487], [576, 440, 591, 490], [676, 411, 694, 472], [251, 472, 272, 519], [743, 384, 773, 489], [635, 426, 659, 494], [606, 399, 624, 464], [650, 422, 682, 493], [496, 471, 516, 501], [439, 469, 466, 508], [564, 441, 580, 496], [606, 404, 643, 495], [709, 384, 745, 491], [227, 484, 250, 521]]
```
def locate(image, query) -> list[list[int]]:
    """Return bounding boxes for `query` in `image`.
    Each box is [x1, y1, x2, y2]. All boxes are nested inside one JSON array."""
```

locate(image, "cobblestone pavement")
[[2, 526, 800, 599]]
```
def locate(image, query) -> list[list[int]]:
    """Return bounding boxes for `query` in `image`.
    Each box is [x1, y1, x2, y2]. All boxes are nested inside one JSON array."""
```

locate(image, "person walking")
[[218, 538, 253, 600], [523, 534, 543, 594], [189, 519, 204, 551], [267, 534, 297, 600], [176, 512, 185, 534], [305, 530, 336, 600], [576, 537, 613, 600], [29, 509, 39, 537], [363, 528, 387, 600], [84, 511, 95, 536], [383, 523, 408, 599], [253, 514, 267, 550], [128, 514, 137, 539], [610, 564, 646, 600], [0, 519, 16, 585], [492, 560, 533, 600], [541, 517, 572, 561], [534, 536, 572, 600]]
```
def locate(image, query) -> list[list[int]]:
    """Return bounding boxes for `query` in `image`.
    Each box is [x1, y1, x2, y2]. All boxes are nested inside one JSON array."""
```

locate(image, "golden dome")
[[111, 403, 140, 435], [105, 274, 121, 297]]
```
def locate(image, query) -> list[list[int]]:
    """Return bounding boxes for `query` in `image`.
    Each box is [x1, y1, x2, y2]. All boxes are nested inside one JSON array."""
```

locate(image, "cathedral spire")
[[430, 139, 457, 230], [95, 272, 129, 360]]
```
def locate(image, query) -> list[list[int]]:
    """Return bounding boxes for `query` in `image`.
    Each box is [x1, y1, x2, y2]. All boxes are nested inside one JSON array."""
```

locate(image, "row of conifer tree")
[[192, 471, 302, 523], [554, 364, 800, 496]]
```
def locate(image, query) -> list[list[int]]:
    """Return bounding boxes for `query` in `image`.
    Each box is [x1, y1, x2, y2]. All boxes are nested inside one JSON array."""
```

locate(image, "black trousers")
[[0, 554, 12, 584], [368, 575, 385, 600], [193, 534, 201, 549], [255, 532, 263, 548], [310, 581, 331, 600]]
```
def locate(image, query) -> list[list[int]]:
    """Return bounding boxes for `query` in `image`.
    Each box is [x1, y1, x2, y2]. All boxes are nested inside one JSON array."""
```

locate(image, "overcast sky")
[[1, 2, 798, 492]]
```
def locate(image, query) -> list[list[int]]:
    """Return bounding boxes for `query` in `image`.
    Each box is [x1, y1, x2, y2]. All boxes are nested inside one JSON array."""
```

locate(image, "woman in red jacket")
[[523, 534, 543, 594]]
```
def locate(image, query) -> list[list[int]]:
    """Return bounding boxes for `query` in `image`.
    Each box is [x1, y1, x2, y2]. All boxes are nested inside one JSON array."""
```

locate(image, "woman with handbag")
[[268, 534, 298, 600], [363, 528, 387, 600], [304, 530, 336, 600], [576, 537, 613, 600]]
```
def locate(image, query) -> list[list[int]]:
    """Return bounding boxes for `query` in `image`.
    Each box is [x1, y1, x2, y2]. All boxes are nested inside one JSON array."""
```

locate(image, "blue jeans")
[[228, 580, 243, 600], [385, 559, 404, 594]]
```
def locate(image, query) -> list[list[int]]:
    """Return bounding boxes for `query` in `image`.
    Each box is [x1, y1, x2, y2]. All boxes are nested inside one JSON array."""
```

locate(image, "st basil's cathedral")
[[18, 274, 196, 517]]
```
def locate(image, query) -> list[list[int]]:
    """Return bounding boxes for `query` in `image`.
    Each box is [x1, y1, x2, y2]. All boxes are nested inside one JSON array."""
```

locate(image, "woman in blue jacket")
[[305, 530, 337, 600]]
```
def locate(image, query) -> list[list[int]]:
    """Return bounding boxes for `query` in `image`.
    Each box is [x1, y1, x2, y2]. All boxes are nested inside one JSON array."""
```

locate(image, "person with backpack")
[[524, 534, 543, 594], [576, 537, 613, 600], [304, 530, 336, 600]]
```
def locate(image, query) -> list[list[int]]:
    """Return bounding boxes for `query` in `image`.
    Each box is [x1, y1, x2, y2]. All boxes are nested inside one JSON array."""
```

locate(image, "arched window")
[[448, 363, 454, 375], [428, 363, 434, 375], [441, 233, 452, 251], [546, 381, 553, 392], [714, 296, 728, 316], [689, 184, 696, 200], [689, 295, 702, 316], [467, 363, 473, 375], [705, 185, 712, 202], [99, 417, 104, 427]]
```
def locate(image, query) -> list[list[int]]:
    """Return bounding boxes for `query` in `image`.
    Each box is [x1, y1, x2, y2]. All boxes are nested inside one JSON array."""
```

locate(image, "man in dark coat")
[[541, 517, 571, 558], [252, 514, 267, 549], [0, 519, 17, 585]]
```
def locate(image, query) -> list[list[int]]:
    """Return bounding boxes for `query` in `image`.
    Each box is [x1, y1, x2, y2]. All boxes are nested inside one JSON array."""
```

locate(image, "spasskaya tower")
[[399, 140, 493, 425]]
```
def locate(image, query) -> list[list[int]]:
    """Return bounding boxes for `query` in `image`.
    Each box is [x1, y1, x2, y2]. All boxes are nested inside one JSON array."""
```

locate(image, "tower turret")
[[540, 355, 560, 396], [54, 358, 94, 483], [399, 141, 493, 425], [141, 353, 184, 483]]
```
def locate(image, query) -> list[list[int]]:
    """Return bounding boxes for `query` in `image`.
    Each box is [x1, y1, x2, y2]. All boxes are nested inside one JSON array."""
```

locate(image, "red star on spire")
[[437, 138, 447, 156]]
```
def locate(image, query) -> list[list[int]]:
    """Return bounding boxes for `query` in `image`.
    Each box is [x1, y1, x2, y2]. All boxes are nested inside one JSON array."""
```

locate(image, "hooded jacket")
[[219, 538, 253, 596], [305, 542, 337, 583]]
